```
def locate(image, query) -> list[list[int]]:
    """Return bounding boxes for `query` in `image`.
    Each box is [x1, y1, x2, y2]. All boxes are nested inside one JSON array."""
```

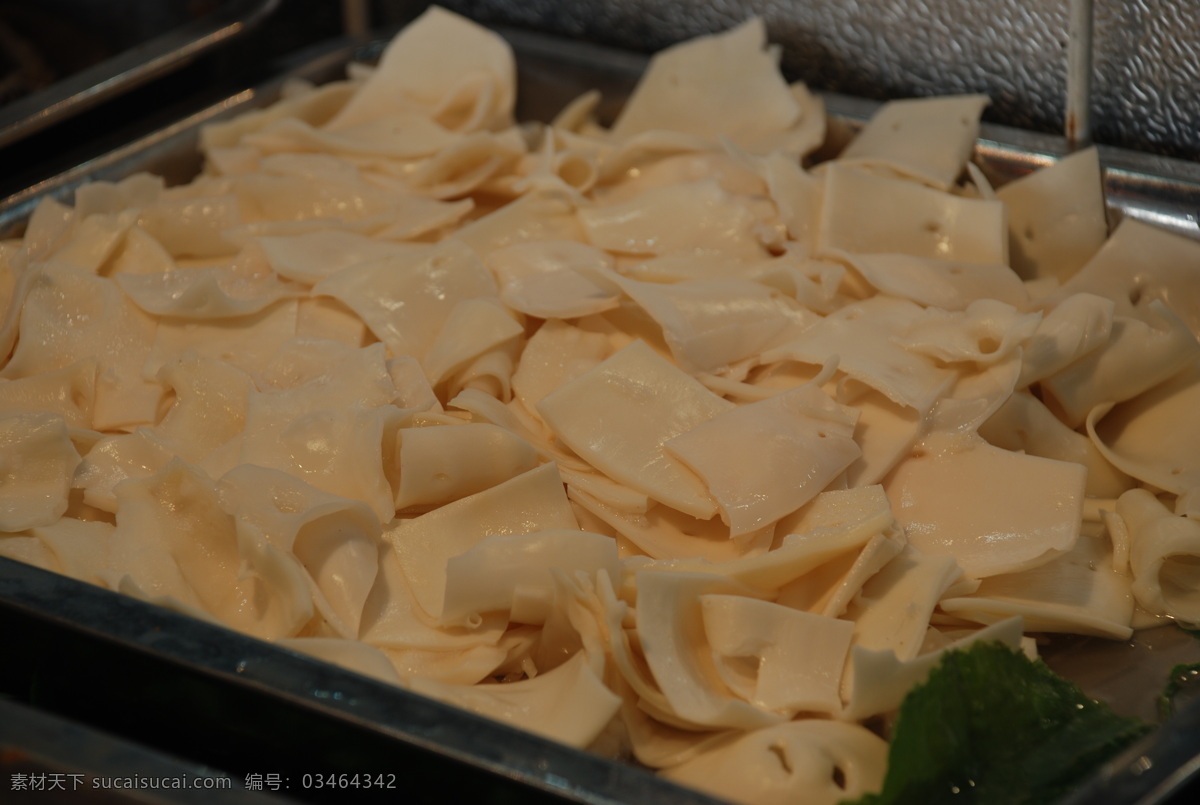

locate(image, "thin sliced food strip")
[[384, 463, 578, 620], [837, 94, 989, 190], [537, 340, 732, 519]]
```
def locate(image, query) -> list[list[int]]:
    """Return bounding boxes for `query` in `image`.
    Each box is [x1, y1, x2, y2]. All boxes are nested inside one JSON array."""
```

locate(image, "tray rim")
[[0, 0, 282, 150], [2, 26, 1198, 242], [0, 555, 724, 805]]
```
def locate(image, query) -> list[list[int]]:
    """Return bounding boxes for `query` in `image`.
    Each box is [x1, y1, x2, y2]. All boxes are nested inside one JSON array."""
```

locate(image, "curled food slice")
[[115, 263, 300, 319], [701, 594, 853, 716], [996, 147, 1108, 283], [982, 390, 1132, 499], [1040, 302, 1200, 428], [1087, 362, 1200, 495], [259, 231, 426, 285], [218, 464, 382, 640], [661, 720, 887, 805], [940, 533, 1135, 640], [422, 297, 524, 386], [841, 617, 1026, 721], [325, 6, 515, 134], [846, 547, 962, 662], [819, 163, 1006, 264], [579, 179, 766, 259], [0, 358, 96, 429], [841, 253, 1027, 312], [315, 239, 497, 364], [665, 384, 860, 537], [410, 652, 621, 749], [441, 529, 619, 626], [385, 463, 578, 621], [885, 434, 1085, 578], [537, 340, 732, 518], [616, 275, 814, 374], [838, 94, 988, 190], [1044, 218, 1200, 335], [0, 411, 81, 531], [3, 263, 161, 431], [762, 297, 954, 413], [487, 240, 620, 319], [395, 422, 538, 510], [1117, 488, 1200, 625], [609, 18, 800, 149], [635, 569, 779, 730]]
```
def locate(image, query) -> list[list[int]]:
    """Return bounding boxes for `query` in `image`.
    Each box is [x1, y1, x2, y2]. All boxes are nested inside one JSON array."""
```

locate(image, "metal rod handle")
[[1066, 0, 1094, 149]]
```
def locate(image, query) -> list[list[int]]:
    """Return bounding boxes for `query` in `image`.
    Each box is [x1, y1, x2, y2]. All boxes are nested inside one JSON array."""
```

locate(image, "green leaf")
[[846, 642, 1151, 805], [1158, 662, 1200, 720]]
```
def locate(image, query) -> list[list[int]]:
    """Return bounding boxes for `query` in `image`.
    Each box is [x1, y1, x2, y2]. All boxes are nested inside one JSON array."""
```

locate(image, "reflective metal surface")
[[1060, 700, 1200, 805], [411, 0, 1200, 161], [0, 698, 290, 804], [0, 0, 280, 148], [5, 27, 1197, 242], [0, 556, 722, 805], [815, 90, 1200, 243]]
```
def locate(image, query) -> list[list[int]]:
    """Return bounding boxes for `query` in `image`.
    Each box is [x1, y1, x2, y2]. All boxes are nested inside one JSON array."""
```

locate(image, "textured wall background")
[[375, 0, 1200, 161]]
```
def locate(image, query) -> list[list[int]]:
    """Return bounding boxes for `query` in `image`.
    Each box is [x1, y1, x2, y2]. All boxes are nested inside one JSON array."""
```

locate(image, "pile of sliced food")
[[1, 7, 1198, 803]]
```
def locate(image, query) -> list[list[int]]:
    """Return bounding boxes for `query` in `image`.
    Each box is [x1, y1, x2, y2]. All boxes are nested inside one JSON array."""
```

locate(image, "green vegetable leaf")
[[1158, 662, 1200, 720], [847, 642, 1151, 805]]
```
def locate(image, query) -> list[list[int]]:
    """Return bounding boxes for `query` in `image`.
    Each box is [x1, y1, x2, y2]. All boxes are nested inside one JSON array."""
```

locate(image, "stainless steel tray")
[[0, 555, 716, 805], [1, 25, 1199, 805], [0, 696, 290, 804], [0, 0, 280, 149]]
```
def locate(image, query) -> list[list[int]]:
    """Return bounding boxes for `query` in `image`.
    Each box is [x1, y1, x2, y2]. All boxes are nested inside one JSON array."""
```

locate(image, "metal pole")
[[343, 0, 371, 38], [1066, 0, 1094, 150]]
